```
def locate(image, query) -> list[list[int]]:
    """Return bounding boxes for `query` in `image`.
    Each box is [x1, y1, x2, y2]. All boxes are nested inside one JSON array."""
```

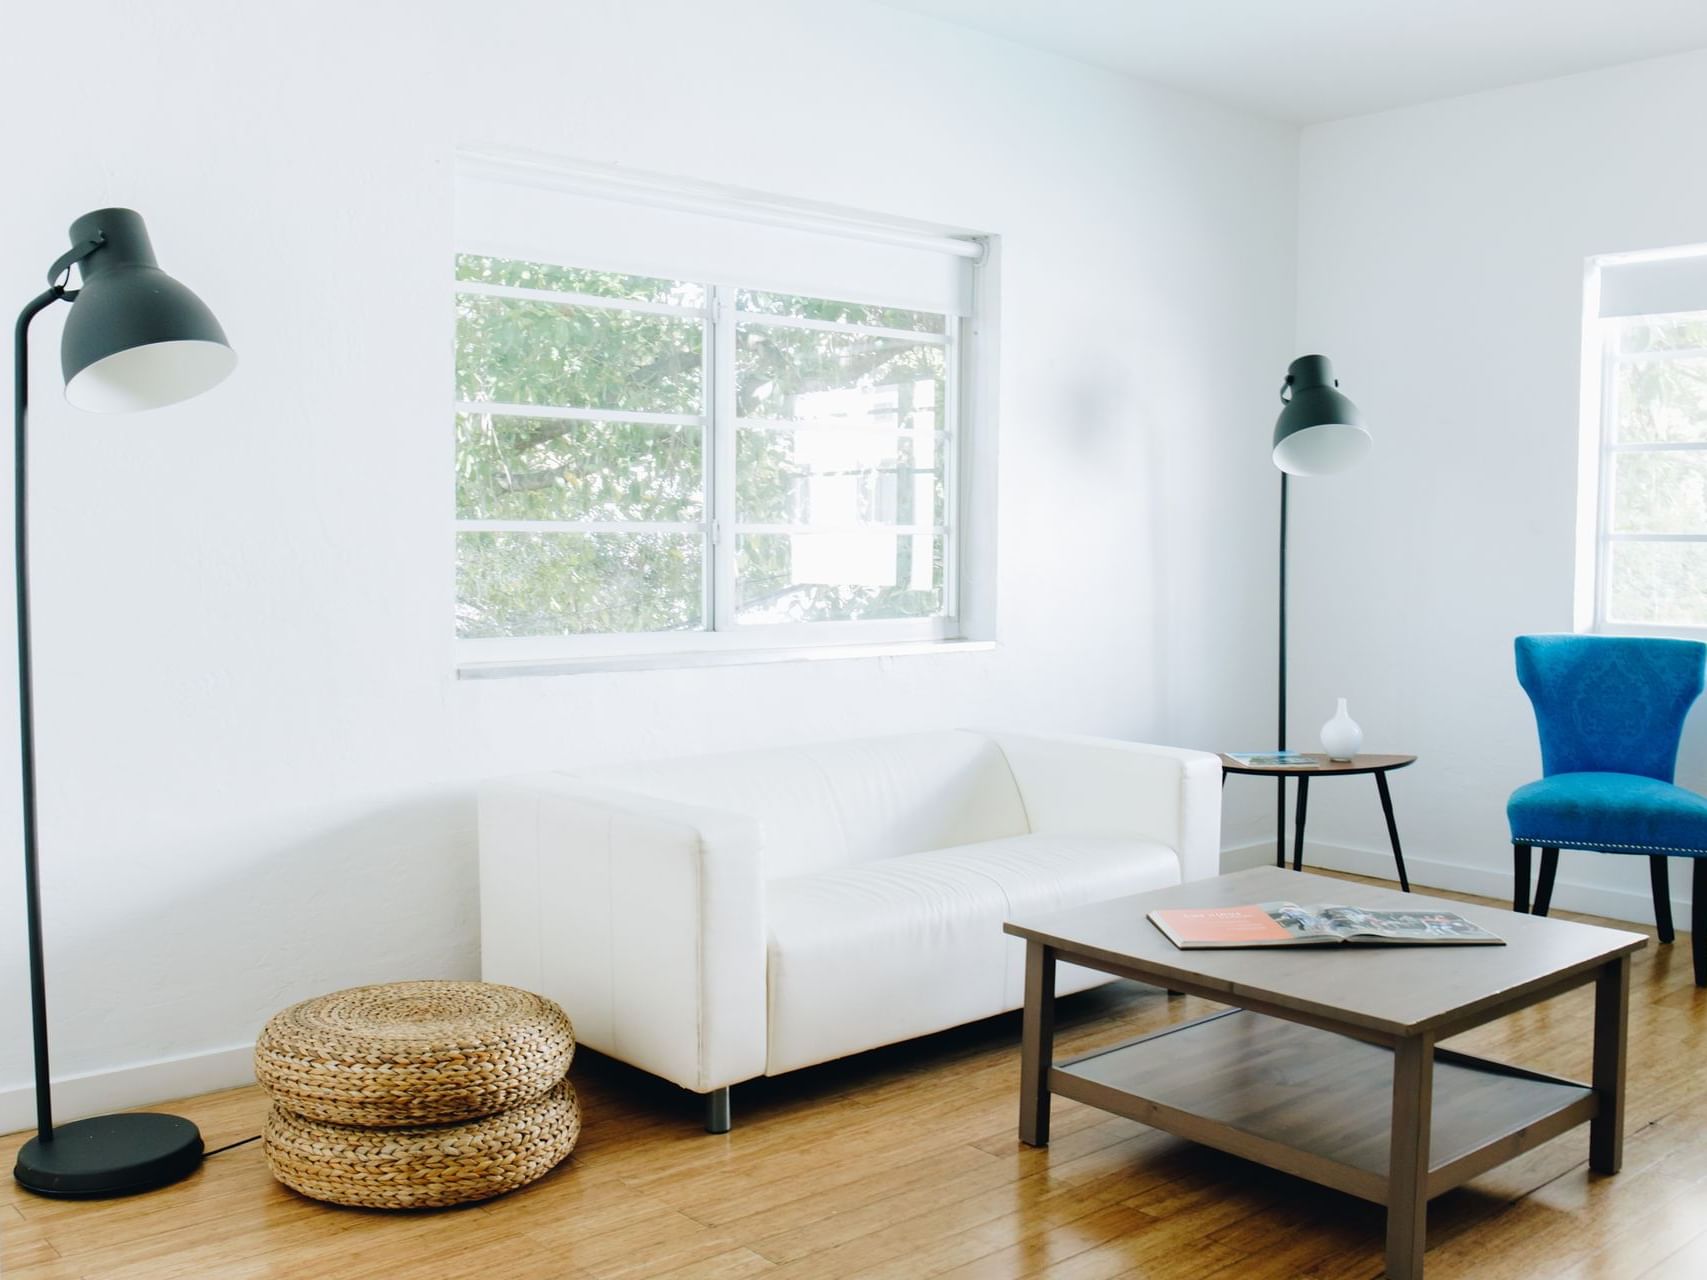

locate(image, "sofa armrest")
[[478, 773, 766, 1092], [987, 732, 1223, 883]]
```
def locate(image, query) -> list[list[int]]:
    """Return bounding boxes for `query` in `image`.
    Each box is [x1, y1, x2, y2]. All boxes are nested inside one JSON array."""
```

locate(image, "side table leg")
[[1386, 1033, 1434, 1280], [1590, 954, 1630, 1174], [1291, 775, 1310, 872], [1019, 941, 1056, 1147], [1376, 770, 1411, 892], [1275, 775, 1287, 867]]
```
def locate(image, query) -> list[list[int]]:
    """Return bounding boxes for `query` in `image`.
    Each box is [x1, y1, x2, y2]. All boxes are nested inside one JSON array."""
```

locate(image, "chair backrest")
[[571, 729, 1031, 879], [1514, 634, 1707, 781]]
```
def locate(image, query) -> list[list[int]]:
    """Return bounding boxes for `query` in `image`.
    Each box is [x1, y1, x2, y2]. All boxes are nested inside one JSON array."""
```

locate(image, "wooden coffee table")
[[1004, 867, 1646, 1279]]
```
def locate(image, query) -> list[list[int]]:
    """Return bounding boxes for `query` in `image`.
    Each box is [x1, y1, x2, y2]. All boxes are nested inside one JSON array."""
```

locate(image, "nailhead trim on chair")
[[1512, 836, 1707, 856]]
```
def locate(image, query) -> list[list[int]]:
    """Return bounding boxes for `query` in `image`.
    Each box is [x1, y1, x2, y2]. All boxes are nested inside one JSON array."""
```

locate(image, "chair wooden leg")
[[1513, 844, 1532, 913], [1651, 856, 1676, 945], [1533, 848, 1560, 917], [1694, 861, 1706, 989]]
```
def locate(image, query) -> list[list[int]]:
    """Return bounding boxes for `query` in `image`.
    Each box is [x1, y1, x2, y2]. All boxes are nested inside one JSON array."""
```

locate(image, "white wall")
[[1290, 48, 1707, 920], [0, 0, 1296, 1125]]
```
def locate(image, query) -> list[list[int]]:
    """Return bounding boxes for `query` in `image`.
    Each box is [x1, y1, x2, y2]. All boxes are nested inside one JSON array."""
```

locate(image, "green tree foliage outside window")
[[454, 256, 954, 640], [1604, 314, 1707, 627]]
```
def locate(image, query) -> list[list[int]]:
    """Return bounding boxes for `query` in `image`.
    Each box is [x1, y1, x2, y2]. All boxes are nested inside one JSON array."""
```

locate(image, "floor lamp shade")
[[1272, 354, 1371, 476], [59, 209, 236, 413]]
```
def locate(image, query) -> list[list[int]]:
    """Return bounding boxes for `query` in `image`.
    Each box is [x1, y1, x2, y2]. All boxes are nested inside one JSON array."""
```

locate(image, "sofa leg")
[[704, 1087, 731, 1134]]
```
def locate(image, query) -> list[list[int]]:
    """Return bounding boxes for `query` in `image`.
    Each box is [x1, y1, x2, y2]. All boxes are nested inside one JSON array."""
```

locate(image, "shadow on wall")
[[0, 789, 483, 1092]]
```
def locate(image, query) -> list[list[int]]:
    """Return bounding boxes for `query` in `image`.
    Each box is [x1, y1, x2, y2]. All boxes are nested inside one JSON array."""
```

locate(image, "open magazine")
[[1149, 901, 1504, 949]]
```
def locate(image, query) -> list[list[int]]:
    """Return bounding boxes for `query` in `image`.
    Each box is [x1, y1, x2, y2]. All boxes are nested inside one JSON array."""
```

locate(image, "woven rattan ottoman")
[[255, 980, 578, 1208]]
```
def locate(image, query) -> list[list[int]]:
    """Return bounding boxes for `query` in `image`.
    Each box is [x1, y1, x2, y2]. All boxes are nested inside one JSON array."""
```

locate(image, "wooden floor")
[[5, 873, 1707, 1279]]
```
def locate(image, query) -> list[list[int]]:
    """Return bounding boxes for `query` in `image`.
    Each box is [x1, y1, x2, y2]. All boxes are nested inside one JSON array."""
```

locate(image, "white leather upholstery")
[[478, 775, 767, 1092], [989, 732, 1224, 885], [765, 834, 1181, 1073], [478, 730, 1221, 1096], [576, 730, 1028, 879]]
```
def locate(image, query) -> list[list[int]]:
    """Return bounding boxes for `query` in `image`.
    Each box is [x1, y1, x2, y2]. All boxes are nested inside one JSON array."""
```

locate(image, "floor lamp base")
[[13, 1113, 203, 1197]]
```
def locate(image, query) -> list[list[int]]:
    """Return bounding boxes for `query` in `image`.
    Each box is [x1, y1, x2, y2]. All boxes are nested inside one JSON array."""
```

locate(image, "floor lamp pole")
[[1276, 471, 1288, 867], [15, 286, 61, 1142]]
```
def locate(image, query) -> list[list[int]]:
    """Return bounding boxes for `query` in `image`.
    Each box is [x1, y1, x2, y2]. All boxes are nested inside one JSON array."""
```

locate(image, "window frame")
[[452, 247, 986, 671], [1587, 310, 1707, 636]]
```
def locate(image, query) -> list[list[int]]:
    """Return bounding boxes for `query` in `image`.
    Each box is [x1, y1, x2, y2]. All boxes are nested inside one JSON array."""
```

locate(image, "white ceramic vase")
[[1320, 698, 1363, 762]]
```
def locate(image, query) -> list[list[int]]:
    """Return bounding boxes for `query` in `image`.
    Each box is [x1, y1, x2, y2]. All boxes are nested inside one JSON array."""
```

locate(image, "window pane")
[[457, 532, 703, 638], [456, 415, 702, 522], [1614, 355, 1707, 444], [1617, 313, 1707, 355], [1610, 451, 1707, 534], [456, 255, 703, 307], [456, 295, 702, 413], [736, 325, 944, 427], [736, 289, 945, 335], [736, 532, 943, 624], [1606, 541, 1707, 627], [737, 427, 943, 526]]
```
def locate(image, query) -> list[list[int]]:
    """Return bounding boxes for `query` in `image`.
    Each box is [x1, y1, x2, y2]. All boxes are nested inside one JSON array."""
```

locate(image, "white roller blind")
[[1599, 253, 1707, 320], [455, 156, 978, 317]]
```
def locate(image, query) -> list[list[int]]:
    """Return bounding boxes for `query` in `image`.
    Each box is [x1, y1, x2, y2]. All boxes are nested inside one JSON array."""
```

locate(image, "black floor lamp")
[[1270, 354, 1371, 861], [12, 209, 235, 1196]]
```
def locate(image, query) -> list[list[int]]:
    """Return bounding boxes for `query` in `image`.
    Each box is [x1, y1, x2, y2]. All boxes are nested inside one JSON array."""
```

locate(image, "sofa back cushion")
[[572, 730, 1029, 879]]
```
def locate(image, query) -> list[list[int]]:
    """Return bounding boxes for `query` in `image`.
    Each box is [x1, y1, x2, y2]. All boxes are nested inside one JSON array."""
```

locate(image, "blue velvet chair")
[[1509, 634, 1707, 984]]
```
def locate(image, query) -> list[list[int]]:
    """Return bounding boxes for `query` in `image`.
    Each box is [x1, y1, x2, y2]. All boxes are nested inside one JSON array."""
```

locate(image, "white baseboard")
[[1220, 838, 1679, 928], [0, 1043, 256, 1137]]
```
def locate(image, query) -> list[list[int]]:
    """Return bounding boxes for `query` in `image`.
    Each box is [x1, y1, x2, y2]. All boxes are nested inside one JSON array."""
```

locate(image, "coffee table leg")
[[1591, 954, 1630, 1174], [1386, 1032, 1434, 1280], [1019, 941, 1056, 1147]]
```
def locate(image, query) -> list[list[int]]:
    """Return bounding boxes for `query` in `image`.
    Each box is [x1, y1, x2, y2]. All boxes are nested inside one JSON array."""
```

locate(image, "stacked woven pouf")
[[254, 980, 579, 1209]]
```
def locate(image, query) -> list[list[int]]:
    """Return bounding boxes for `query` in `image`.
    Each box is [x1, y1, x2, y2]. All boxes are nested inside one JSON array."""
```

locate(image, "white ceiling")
[[878, 0, 1707, 123]]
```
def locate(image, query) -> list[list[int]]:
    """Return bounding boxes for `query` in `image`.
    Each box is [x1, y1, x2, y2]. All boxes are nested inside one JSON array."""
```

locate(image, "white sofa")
[[478, 729, 1221, 1130]]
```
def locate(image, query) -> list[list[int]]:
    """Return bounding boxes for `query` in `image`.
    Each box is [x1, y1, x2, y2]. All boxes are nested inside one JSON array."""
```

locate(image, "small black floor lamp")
[[1270, 355, 1371, 862], [12, 209, 235, 1196]]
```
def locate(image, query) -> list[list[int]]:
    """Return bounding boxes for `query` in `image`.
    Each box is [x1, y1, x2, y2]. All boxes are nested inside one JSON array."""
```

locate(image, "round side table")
[[1219, 753, 1417, 891]]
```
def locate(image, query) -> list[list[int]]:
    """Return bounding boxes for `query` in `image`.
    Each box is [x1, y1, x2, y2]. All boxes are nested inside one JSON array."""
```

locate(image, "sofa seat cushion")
[[763, 834, 1181, 1075]]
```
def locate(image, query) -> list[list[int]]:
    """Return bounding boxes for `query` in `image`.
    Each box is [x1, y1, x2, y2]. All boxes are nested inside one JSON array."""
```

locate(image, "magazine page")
[[1253, 902, 1342, 940], [1313, 905, 1500, 943]]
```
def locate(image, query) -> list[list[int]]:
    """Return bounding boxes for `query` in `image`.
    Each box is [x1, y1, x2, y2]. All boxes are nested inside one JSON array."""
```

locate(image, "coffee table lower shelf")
[[1051, 1009, 1597, 1205]]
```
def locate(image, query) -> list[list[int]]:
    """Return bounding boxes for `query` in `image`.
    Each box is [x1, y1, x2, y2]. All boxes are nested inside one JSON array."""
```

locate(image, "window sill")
[[456, 637, 996, 680]]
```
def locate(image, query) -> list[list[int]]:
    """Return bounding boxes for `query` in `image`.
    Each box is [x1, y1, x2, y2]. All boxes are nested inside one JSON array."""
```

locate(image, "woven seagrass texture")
[[254, 981, 575, 1126], [263, 1079, 580, 1209]]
